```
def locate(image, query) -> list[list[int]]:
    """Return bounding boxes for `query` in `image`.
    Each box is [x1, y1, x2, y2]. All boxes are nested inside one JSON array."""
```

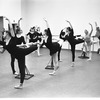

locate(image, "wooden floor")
[[0, 48, 100, 98]]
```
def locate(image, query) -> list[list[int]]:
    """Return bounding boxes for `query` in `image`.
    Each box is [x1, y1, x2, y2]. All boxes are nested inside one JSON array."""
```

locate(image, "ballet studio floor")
[[0, 48, 100, 98]]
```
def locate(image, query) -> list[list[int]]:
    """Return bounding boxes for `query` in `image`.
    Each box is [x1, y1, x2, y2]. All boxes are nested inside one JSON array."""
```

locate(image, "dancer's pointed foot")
[[14, 84, 23, 89], [49, 71, 56, 76], [71, 62, 74, 67]]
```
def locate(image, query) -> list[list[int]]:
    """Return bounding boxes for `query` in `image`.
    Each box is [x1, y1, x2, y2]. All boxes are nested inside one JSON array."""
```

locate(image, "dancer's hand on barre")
[[27, 42, 38, 46], [0, 46, 5, 53], [17, 44, 26, 48], [17, 42, 37, 48], [81, 35, 85, 38], [0, 45, 3, 48], [75, 35, 81, 38]]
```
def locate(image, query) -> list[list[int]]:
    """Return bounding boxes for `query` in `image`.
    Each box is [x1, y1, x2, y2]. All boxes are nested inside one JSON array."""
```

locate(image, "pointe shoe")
[[14, 84, 23, 89]]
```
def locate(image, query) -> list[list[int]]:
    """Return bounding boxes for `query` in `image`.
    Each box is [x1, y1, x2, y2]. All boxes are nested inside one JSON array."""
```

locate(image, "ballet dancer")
[[0, 17, 37, 89], [10, 27, 26, 75], [27, 27, 41, 56], [83, 23, 93, 60], [95, 22, 100, 39], [57, 39, 64, 62], [26, 27, 35, 43], [60, 20, 84, 67], [58, 27, 68, 61], [9, 18, 26, 75], [42, 18, 61, 75], [35, 26, 43, 56], [95, 22, 100, 54]]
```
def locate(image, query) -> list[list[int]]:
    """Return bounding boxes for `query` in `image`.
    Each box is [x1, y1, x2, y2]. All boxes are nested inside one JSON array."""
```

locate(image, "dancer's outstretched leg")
[[16, 44, 38, 57]]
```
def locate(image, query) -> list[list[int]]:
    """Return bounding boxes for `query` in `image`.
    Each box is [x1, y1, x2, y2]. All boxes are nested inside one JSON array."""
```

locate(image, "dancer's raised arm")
[[89, 23, 93, 36], [18, 18, 22, 27], [95, 22, 98, 28], [43, 18, 50, 29], [4, 16, 15, 37], [43, 18, 52, 43], [65, 20, 73, 29]]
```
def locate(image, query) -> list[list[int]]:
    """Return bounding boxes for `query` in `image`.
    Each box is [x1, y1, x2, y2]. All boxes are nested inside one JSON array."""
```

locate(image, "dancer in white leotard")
[[84, 23, 93, 61]]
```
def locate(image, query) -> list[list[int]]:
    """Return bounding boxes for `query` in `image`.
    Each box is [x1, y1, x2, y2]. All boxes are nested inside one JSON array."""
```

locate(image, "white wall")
[[1, 0, 100, 36], [0, 0, 100, 51], [22, 0, 100, 36], [0, 0, 21, 27], [21, 0, 28, 34], [21, 0, 100, 51]]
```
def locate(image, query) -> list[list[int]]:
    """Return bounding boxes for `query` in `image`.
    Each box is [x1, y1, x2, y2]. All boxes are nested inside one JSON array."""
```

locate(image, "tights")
[[44, 28, 60, 56], [0, 38, 37, 84], [60, 29, 84, 62], [11, 36, 26, 74]]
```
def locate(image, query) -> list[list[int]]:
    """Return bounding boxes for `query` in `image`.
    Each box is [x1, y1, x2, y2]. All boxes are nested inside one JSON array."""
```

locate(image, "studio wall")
[[0, 0, 100, 50], [0, 0, 21, 29], [21, 0, 100, 51], [22, 0, 100, 36]]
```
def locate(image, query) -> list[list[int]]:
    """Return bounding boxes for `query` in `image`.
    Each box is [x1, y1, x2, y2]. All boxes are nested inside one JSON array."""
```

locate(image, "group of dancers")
[[0, 16, 100, 89]]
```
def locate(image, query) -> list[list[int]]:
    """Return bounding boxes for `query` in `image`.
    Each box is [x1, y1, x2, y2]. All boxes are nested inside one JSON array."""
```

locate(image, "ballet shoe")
[[49, 71, 56, 76], [13, 72, 19, 76], [58, 60, 62, 62], [71, 62, 74, 67], [71, 65, 74, 67], [87, 58, 91, 61], [56, 66, 59, 70], [14, 84, 23, 89], [38, 54, 42, 56]]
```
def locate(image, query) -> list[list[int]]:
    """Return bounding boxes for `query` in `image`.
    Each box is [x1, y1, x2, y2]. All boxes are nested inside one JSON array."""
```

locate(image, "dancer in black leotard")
[[27, 27, 42, 56], [10, 18, 26, 75], [58, 27, 67, 61], [95, 22, 100, 54], [27, 27, 37, 43], [60, 20, 84, 67], [95, 22, 100, 39], [42, 18, 60, 75], [95, 22, 100, 44], [10, 27, 26, 75], [0, 17, 37, 89]]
